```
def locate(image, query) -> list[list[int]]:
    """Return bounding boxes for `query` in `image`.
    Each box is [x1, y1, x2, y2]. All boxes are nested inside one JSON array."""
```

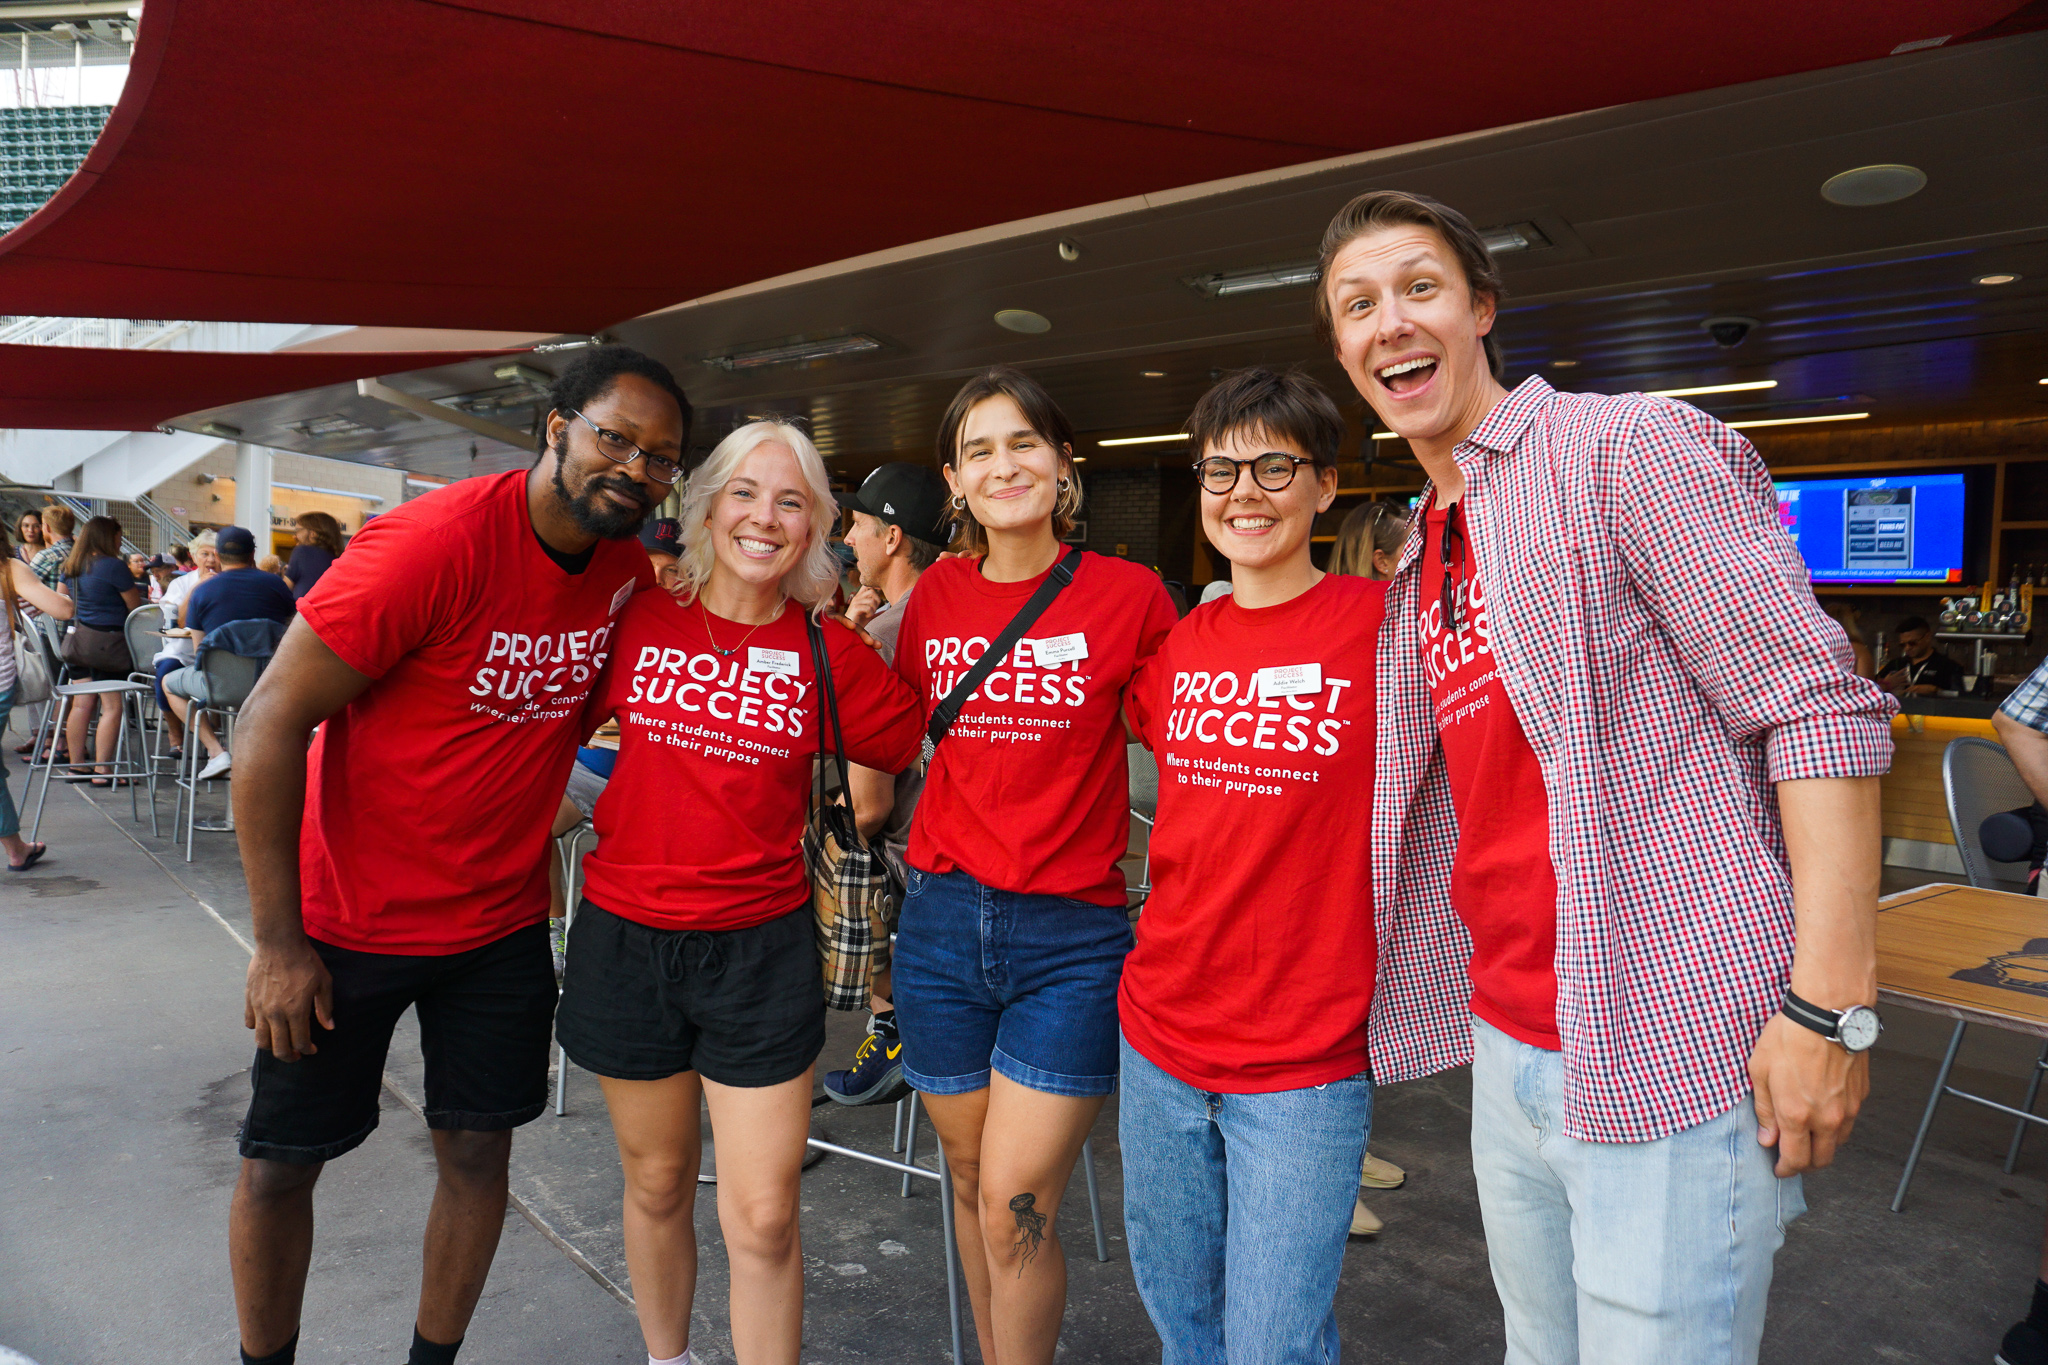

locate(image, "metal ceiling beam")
[[355, 378, 532, 452], [0, 3, 138, 21]]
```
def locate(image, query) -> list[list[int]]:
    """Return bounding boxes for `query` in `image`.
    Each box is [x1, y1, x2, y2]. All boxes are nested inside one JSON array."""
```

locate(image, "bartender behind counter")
[[1879, 614, 1966, 697]]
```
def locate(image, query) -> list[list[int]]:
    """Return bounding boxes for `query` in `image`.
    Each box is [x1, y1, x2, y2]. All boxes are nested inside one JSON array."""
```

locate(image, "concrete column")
[[233, 443, 273, 542]]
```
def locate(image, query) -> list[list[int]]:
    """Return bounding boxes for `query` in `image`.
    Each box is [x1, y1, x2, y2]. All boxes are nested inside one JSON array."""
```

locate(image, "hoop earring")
[[1057, 478, 1071, 492], [951, 495, 966, 510]]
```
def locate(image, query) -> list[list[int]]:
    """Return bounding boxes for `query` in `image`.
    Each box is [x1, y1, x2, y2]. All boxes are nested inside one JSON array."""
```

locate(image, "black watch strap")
[[1781, 989, 1843, 1039]]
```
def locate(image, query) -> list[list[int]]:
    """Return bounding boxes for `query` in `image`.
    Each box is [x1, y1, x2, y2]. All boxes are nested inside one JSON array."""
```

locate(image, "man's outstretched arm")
[[232, 619, 373, 1062]]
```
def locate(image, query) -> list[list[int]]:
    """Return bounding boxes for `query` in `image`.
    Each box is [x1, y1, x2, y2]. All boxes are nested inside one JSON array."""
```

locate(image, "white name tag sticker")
[[1031, 632, 1089, 665], [1259, 663, 1322, 699], [608, 579, 636, 616], [749, 646, 801, 677]]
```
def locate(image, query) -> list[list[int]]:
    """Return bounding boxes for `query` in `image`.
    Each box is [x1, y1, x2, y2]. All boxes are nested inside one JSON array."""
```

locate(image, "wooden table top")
[[1878, 882, 2048, 1038]]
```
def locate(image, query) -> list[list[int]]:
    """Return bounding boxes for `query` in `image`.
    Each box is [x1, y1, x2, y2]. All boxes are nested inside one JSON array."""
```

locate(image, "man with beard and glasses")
[[224, 346, 687, 1365]]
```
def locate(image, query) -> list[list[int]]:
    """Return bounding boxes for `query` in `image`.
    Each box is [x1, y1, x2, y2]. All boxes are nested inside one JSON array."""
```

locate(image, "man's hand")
[[1748, 1011, 1868, 1176], [244, 939, 335, 1063], [845, 585, 884, 632]]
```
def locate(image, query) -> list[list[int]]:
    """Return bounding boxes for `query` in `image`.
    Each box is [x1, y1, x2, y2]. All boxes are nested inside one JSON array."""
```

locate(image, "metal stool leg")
[[938, 1144, 964, 1365], [901, 1089, 921, 1198], [893, 1094, 908, 1153], [27, 692, 72, 844], [1082, 1135, 1108, 1262], [2006, 1040, 2048, 1174], [1893, 1019, 1967, 1212], [553, 884, 578, 1118]]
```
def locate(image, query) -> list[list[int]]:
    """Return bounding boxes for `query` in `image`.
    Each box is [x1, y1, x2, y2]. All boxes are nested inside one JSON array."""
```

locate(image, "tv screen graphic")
[[1773, 472, 1968, 585]]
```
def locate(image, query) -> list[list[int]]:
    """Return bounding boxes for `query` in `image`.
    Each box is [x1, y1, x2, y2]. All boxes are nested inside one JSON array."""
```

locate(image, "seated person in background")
[[1879, 614, 1964, 697], [645, 515, 685, 593], [154, 531, 219, 756], [284, 511, 345, 600], [164, 525, 297, 781], [545, 728, 617, 978], [127, 551, 151, 585], [145, 553, 179, 602], [258, 554, 286, 577]]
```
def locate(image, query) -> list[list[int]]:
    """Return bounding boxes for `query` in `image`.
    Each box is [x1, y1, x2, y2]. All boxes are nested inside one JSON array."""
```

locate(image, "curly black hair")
[[539, 344, 693, 456]]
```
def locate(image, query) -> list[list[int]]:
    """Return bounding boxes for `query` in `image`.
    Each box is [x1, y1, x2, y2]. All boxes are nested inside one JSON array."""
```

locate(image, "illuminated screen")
[[1772, 473, 1968, 584]]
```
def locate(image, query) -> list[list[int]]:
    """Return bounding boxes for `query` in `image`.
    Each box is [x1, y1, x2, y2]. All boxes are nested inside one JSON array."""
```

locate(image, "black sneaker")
[[1999, 1319, 2048, 1365], [823, 1017, 910, 1107]]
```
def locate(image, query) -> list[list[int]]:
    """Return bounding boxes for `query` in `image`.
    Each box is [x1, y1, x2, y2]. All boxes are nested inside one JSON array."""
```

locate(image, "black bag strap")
[[806, 612, 857, 835], [923, 546, 1081, 764]]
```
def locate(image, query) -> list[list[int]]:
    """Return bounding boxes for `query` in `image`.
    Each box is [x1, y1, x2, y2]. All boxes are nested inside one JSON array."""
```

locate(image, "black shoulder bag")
[[802, 613, 893, 1010], [921, 546, 1082, 765]]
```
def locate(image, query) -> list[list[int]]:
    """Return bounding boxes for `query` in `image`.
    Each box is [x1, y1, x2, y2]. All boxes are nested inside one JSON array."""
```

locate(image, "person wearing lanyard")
[[1878, 614, 1965, 697], [1322, 189, 1893, 1364], [557, 419, 923, 1365], [892, 367, 1177, 1364]]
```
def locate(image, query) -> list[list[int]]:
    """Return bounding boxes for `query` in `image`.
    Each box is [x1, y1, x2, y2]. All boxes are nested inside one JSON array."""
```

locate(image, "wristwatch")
[[1781, 990, 1883, 1053]]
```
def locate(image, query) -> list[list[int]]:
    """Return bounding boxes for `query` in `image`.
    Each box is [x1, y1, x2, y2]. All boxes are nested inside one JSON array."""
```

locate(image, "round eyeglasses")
[[1194, 452, 1317, 494], [571, 409, 684, 485]]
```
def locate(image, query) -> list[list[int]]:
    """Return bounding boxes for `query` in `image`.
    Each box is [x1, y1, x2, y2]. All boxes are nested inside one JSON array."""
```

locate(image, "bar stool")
[[23, 622, 152, 843]]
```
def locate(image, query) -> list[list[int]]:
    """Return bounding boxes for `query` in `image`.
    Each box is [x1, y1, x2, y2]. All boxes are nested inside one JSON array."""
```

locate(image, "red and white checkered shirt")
[[1370, 376, 1896, 1144]]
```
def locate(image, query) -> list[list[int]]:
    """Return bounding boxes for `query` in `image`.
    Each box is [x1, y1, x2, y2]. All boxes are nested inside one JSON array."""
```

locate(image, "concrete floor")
[[3, 761, 2046, 1363]]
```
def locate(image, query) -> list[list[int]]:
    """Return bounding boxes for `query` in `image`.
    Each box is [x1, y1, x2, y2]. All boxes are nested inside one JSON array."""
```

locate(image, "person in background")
[[820, 461, 954, 1107], [31, 504, 75, 592], [1120, 368, 1383, 1360], [645, 515, 685, 593], [163, 526, 297, 782], [1330, 500, 1411, 580], [893, 367, 1176, 1365], [1822, 602, 1875, 679], [145, 553, 179, 602], [61, 516, 144, 788], [1324, 188, 1892, 1364], [154, 531, 219, 757], [1991, 657, 2048, 1365], [225, 345, 679, 1365], [1197, 580, 1233, 605], [284, 512, 345, 600], [258, 553, 286, 576], [127, 551, 151, 583], [1878, 614, 1964, 697], [0, 516, 76, 870], [171, 542, 195, 573], [15, 510, 46, 565]]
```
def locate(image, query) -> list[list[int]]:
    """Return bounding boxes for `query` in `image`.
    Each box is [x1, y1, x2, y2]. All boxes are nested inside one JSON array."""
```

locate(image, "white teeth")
[[736, 537, 779, 554], [1377, 356, 1437, 380], [1228, 517, 1276, 530]]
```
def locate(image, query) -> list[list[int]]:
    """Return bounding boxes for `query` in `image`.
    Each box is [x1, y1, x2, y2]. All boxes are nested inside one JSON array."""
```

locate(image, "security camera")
[[1702, 316, 1760, 349]]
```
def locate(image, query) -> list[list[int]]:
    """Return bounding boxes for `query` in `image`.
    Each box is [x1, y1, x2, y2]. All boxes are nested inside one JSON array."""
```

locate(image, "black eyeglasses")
[[1194, 452, 1316, 494], [1440, 500, 1464, 635], [570, 409, 684, 485]]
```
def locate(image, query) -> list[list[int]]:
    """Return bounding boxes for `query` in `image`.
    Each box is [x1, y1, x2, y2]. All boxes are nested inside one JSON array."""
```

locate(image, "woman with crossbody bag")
[[59, 515, 143, 787], [555, 419, 922, 1365], [892, 367, 1177, 1364], [1, 514, 75, 870]]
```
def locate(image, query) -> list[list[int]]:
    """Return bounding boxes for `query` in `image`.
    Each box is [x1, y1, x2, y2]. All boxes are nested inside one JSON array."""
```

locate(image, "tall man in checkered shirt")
[[1322, 190, 1896, 1363]]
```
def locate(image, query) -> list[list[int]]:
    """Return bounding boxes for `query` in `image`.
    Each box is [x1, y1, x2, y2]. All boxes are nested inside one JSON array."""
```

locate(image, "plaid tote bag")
[[802, 614, 892, 1011]]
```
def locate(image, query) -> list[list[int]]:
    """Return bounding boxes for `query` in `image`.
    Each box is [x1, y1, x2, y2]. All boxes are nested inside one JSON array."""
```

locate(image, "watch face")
[[1838, 1006, 1882, 1052]]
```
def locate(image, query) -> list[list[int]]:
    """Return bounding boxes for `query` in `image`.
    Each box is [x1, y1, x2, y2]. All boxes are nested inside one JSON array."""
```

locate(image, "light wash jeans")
[[0, 686, 18, 840], [1119, 1033, 1372, 1364], [1470, 1017, 1804, 1364]]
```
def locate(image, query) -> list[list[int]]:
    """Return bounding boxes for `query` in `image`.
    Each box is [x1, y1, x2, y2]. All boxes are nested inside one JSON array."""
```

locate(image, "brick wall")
[[1077, 467, 1161, 568]]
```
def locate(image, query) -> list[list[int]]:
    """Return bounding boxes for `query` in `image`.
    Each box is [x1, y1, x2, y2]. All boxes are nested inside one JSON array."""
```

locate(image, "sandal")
[[8, 843, 46, 872]]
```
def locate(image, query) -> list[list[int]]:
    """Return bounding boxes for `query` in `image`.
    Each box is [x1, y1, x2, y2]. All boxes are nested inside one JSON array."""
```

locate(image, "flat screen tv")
[[1772, 472, 1970, 585]]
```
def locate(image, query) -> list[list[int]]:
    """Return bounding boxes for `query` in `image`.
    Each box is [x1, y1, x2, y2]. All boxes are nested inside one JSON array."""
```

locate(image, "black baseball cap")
[[836, 463, 952, 546], [216, 526, 258, 558], [642, 516, 682, 558]]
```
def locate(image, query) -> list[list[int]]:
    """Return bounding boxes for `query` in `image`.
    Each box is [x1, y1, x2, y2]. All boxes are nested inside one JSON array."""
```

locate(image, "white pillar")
[[234, 443, 273, 545]]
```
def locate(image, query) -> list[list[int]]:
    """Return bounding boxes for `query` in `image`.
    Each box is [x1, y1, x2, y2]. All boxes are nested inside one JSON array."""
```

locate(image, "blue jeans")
[[893, 866, 1133, 1098], [0, 686, 17, 839], [1470, 1017, 1804, 1365], [1119, 1034, 1372, 1364]]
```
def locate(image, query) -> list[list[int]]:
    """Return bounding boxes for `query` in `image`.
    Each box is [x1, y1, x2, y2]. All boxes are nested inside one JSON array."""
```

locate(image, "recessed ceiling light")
[[1478, 222, 1551, 255], [1648, 380, 1779, 397], [1820, 164, 1926, 207], [1549, 359, 1578, 368], [1100, 432, 1187, 447], [994, 309, 1051, 334], [1141, 370, 1166, 378], [1725, 412, 1870, 430], [1975, 273, 2020, 286]]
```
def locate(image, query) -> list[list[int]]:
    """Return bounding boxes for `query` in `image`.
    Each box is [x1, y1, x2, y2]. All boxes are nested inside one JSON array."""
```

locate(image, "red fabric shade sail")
[[0, 0, 2034, 335], [0, 343, 511, 431]]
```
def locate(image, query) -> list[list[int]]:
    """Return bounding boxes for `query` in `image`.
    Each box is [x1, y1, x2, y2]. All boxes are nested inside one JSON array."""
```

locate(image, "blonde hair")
[[675, 420, 840, 615], [1330, 501, 1410, 578]]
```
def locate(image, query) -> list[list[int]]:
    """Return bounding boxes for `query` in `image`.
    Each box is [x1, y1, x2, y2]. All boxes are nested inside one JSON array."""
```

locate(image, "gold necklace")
[[700, 596, 785, 658]]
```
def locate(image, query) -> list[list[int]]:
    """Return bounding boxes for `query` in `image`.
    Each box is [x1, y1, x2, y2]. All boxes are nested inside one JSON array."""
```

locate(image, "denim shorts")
[[892, 866, 1134, 1098]]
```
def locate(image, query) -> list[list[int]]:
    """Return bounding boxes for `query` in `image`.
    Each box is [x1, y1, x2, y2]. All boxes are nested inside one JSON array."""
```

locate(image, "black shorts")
[[555, 898, 824, 1087], [238, 923, 557, 1164]]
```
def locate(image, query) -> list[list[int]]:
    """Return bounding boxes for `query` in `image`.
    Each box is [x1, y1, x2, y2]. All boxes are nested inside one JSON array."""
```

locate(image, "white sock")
[[648, 1351, 694, 1365]]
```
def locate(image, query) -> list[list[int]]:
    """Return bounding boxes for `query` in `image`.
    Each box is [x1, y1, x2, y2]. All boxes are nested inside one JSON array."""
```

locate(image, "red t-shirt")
[[896, 552, 1177, 904], [1122, 574, 1384, 1092], [579, 593, 924, 932], [1419, 501, 1561, 1049], [297, 471, 655, 955]]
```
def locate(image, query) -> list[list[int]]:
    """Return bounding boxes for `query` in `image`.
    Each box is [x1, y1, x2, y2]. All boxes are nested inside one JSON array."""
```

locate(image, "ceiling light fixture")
[[703, 333, 882, 371], [1100, 432, 1188, 447], [200, 422, 243, 440], [1141, 370, 1166, 378], [994, 309, 1051, 334], [1975, 273, 2020, 286], [1549, 359, 1579, 369], [1820, 164, 1926, 206], [1725, 412, 1870, 430], [1647, 380, 1779, 398], [1370, 431, 1403, 441], [1478, 222, 1551, 255], [1184, 263, 1319, 299]]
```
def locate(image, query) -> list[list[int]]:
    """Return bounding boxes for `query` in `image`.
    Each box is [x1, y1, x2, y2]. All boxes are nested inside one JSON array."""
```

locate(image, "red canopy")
[[0, 0, 2034, 334], [0, 343, 510, 430]]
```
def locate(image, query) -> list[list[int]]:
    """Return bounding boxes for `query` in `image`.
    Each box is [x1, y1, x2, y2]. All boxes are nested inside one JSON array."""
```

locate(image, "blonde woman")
[[556, 420, 924, 1365], [1329, 499, 1410, 580]]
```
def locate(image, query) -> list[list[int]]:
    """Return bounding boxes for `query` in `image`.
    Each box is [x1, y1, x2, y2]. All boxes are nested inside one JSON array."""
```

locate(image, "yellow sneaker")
[[1359, 1151, 1406, 1190], [1349, 1196, 1383, 1237]]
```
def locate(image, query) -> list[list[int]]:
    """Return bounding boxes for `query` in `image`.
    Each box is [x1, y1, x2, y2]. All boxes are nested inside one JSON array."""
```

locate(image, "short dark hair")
[[934, 366, 1082, 556], [902, 534, 944, 572], [1896, 615, 1932, 635], [1185, 367, 1346, 470], [1313, 189, 1506, 381], [541, 345, 693, 457]]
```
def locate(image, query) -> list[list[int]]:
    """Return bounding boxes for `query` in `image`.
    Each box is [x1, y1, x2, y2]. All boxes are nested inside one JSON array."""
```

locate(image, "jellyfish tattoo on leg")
[[1009, 1192, 1046, 1274]]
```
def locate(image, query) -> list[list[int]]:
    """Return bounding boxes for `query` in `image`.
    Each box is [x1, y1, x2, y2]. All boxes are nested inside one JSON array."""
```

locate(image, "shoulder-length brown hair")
[[63, 515, 124, 578], [933, 366, 1082, 558], [294, 510, 346, 556]]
